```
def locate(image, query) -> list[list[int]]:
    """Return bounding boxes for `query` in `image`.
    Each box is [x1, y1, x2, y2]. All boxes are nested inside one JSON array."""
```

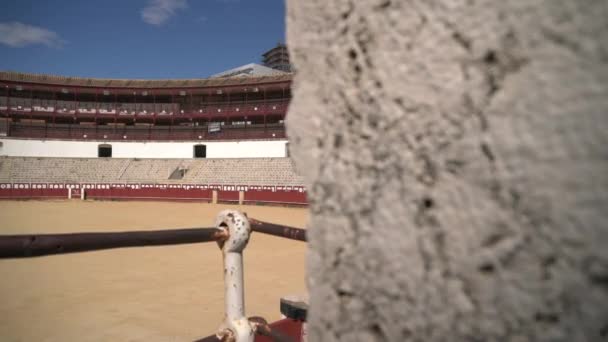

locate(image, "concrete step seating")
[[0, 156, 304, 186]]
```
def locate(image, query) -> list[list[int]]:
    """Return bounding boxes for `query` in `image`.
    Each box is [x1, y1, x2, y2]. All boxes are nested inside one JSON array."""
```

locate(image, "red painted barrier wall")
[[218, 190, 239, 202], [244, 189, 308, 204], [0, 183, 68, 199], [0, 183, 307, 205], [86, 185, 213, 201]]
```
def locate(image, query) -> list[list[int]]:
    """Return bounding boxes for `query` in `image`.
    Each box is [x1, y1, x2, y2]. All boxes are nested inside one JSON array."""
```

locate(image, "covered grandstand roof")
[[211, 63, 287, 78], [0, 70, 292, 89]]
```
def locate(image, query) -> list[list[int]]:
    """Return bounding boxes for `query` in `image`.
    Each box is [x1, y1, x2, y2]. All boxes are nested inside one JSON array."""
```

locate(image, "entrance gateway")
[[98, 144, 112, 158]]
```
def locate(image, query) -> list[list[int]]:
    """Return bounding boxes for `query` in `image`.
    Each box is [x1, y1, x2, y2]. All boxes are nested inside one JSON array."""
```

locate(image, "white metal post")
[[224, 252, 245, 321], [215, 210, 255, 342]]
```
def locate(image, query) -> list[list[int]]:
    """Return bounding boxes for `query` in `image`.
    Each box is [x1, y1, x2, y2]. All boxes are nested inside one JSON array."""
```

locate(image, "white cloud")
[[0, 22, 65, 48], [141, 0, 188, 26]]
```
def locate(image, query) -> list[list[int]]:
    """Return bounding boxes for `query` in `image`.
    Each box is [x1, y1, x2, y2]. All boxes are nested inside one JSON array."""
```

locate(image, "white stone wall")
[[287, 0, 608, 341], [0, 138, 288, 159]]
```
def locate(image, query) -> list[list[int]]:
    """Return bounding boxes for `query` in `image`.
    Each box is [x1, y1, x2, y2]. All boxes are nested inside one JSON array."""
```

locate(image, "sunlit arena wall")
[[0, 138, 288, 159]]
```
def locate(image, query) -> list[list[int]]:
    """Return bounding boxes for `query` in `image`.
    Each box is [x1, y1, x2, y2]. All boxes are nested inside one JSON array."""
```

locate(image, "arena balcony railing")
[[0, 81, 291, 110], [0, 96, 289, 120], [8, 121, 287, 141]]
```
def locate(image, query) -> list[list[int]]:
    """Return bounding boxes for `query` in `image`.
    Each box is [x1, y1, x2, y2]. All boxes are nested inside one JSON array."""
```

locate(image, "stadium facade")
[[0, 70, 291, 159], [0, 60, 305, 204]]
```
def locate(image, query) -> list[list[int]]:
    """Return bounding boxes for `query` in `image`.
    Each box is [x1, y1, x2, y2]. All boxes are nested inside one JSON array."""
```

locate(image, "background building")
[[262, 43, 292, 72], [211, 63, 287, 78]]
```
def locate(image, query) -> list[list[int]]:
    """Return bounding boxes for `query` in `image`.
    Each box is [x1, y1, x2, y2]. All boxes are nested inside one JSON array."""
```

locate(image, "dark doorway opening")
[[194, 144, 206, 158], [98, 144, 112, 158]]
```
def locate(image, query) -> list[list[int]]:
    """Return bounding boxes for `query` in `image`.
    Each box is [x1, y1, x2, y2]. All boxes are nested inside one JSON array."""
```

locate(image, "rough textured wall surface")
[[286, 1, 608, 341]]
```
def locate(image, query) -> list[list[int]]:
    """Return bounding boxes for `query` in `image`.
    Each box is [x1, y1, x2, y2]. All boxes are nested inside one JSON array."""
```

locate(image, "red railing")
[[0, 99, 289, 120], [0, 183, 308, 205], [7, 123, 287, 141]]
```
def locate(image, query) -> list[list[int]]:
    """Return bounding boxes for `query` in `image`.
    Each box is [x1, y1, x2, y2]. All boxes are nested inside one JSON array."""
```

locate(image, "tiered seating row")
[[0, 157, 304, 186]]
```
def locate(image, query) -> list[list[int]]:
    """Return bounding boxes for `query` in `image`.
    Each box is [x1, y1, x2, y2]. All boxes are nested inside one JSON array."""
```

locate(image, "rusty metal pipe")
[[248, 219, 306, 242], [0, 227, 222, 259], [257, 326, 297, 342], [249, 317, 297, 342], [196, 318, 298, 342]]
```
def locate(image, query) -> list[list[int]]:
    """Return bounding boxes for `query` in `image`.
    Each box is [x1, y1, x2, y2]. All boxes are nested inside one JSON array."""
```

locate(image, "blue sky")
[[0, 0, 286, 79]]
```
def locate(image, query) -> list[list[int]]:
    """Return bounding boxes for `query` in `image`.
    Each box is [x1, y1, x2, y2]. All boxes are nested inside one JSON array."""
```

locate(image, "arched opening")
[[194, 144, 206, 158], [98, 144, 112, 158]]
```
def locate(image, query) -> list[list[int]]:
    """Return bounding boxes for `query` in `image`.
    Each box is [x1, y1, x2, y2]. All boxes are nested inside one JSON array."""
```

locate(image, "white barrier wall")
[[0, 138, 287, 158]]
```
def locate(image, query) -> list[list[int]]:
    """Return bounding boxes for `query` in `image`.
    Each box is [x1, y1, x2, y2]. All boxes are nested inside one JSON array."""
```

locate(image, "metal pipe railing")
[[0, 227, 222, 258], [0, 219, 307, 259], [215, 210, 254, 341], [249, 218, 307, 242], [0, 213, 307, 341], [194, 317, 296, 342]]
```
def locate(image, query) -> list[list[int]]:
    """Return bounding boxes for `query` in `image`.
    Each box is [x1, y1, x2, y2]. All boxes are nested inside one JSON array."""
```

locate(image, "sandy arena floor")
[[0, 200, 308, 341]]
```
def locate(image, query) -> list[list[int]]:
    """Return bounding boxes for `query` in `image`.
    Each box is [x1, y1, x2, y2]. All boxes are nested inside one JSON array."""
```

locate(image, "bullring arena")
[[0, 201, 307, 341], [0, 69, 310, 341], [2, 1, 607, 340]]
